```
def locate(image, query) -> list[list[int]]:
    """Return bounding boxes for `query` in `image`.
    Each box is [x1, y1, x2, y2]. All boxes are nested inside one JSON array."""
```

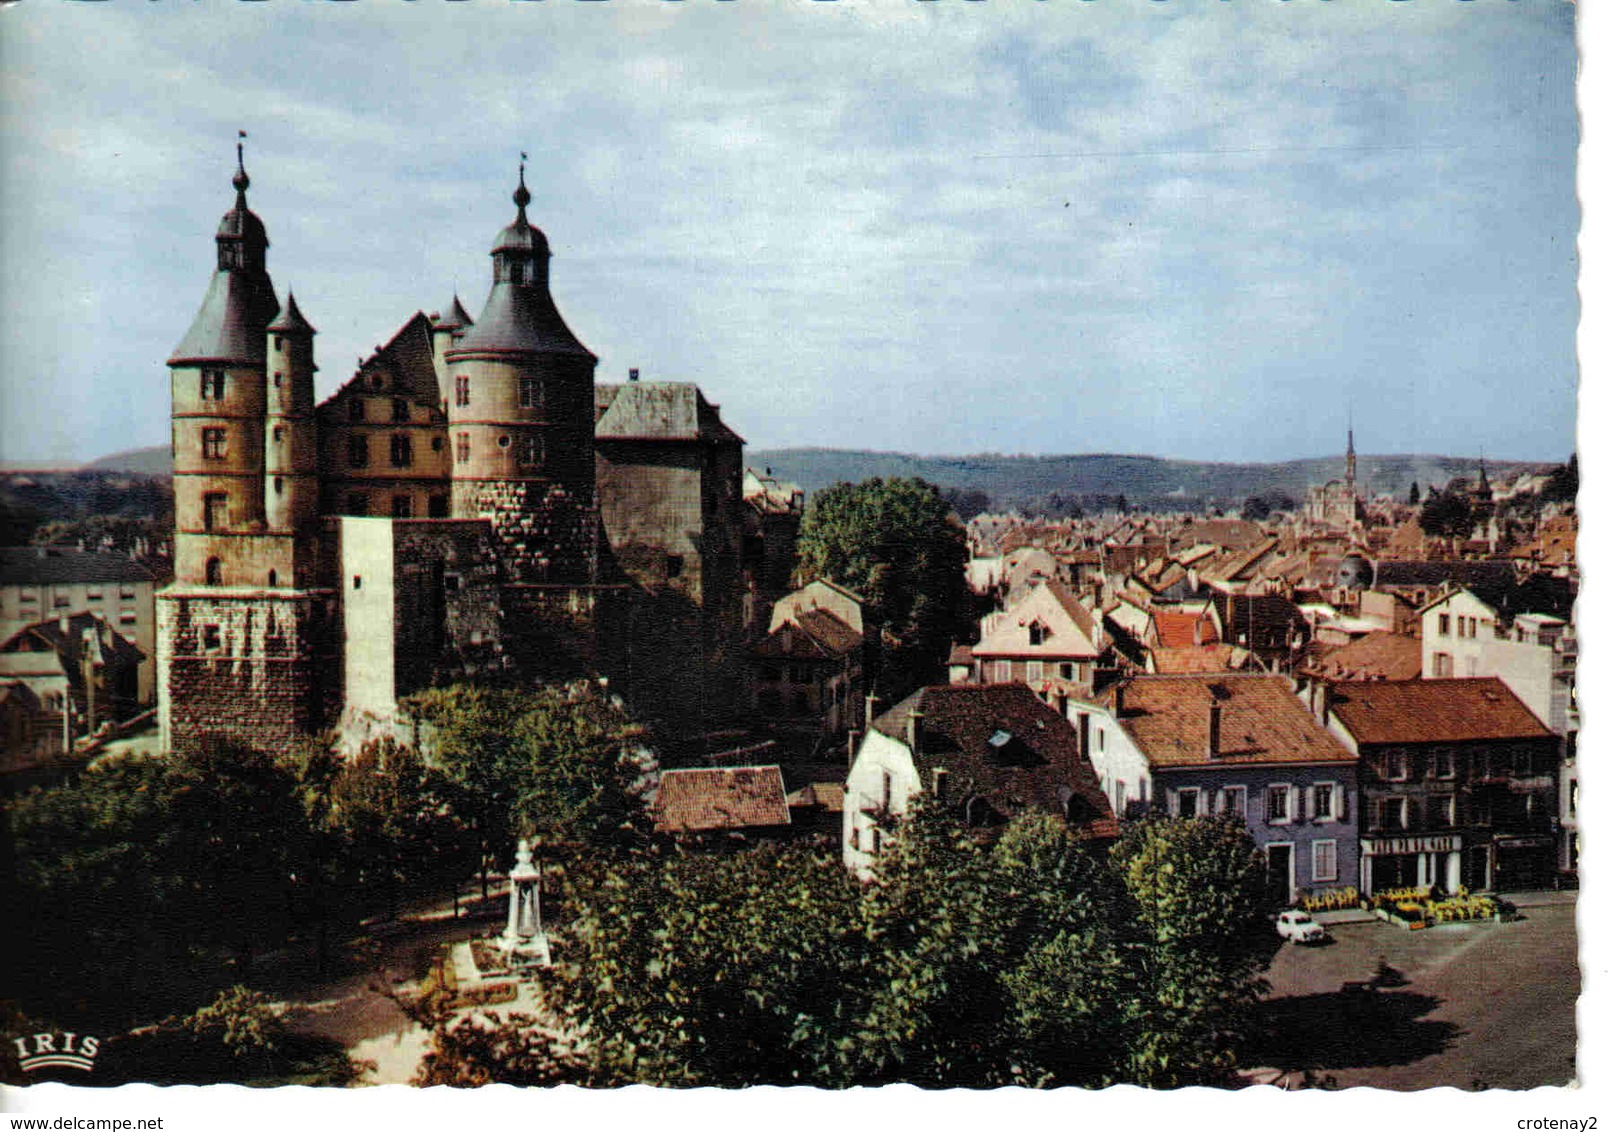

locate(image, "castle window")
[[201, 427, 227, 459], [455, 376, 470, 407], [390, 434, 413, 468], [201, 625, 222, 652], [200, 369, 225, 401], [498, 435, 511, 449], [273, 476, 283, 495], [392, 495, 413, 519], [349, 398, 366, 422], [203, 493, 227, 532], [428, 495, 449, 518], [455, 434, 470, 464], [273, 372, 283, 388], [353, 575, 363, 590], [273, 426, 285, 444], [267, 569, 278, 588], [346, 493, 369, 517], [517, 434, 542, 468], [348, 435, 369, 468], [274, 336, 284, 351], [205, 557, 223, 585], [519, 378, 543, 410], [431, 437, 444, 452], [392, 399, 409, 423], [666, 555, 684, 579], [444, 573, 461, 593]]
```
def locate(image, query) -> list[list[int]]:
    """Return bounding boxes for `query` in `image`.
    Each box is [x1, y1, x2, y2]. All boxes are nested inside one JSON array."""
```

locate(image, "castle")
[[156, 146, 793, 756]]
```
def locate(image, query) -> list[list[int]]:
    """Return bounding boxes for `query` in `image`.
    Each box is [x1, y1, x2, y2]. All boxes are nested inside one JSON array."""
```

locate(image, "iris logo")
[[12, 1032, 100, 1073]]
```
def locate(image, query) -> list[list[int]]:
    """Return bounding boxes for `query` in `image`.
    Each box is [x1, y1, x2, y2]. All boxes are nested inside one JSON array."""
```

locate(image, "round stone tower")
[[167, 143, 280, 588], [263, 293, 320, 559], [445, 162, 600, 584]]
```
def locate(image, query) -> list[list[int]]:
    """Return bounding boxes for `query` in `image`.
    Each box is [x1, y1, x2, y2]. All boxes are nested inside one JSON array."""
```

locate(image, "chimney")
[[906, 708, 924, 754], [866, 693, 880, 725], [628, 367, 640, 382], [1313, 681, 1330, 726], [1112, 681, 1125, 717], [1206, 700, 1222, 760]]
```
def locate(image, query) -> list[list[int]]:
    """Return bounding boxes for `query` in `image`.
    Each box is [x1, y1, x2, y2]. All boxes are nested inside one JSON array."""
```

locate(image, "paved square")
[[1250, 897, 1578, 1090]]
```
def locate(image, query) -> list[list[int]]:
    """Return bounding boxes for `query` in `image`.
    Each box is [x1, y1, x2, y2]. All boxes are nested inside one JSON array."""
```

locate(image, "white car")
[[1276, 909, 1328, 945]]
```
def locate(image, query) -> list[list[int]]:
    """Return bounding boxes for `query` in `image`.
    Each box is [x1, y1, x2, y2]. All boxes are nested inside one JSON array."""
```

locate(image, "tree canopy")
[[795, 477, 971, 700], [414, 808, 1274, 1088]]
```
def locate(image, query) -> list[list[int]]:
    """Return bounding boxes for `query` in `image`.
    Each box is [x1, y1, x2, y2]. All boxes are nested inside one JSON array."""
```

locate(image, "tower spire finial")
[[513, 151, 531, 213], [234, 130, 250, 197]]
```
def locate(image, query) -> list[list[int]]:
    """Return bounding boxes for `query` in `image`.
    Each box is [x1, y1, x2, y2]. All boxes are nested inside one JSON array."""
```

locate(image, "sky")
[[0, 0, 1582, 467]]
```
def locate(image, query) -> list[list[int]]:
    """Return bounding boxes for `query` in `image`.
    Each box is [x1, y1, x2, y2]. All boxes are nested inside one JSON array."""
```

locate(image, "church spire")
[[1345, 419, 1356, 490]]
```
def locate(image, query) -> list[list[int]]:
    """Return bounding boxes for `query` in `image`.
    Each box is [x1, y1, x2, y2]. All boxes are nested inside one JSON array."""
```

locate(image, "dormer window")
[[1028, 621, 1050, 646]]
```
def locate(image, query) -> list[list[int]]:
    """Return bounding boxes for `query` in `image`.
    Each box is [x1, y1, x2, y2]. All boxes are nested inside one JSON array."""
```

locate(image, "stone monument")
[[497, 838, 552, 967]]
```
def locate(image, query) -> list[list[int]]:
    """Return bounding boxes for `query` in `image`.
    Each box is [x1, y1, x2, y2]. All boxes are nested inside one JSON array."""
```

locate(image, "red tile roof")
[[1307, 632, 1422, 682], [652, 766, 792, 833], [1149, 645, 1243, 675], [1327, 678, 1553, 746], [1152, 610, 1217, 649], [1119, 674, 1354, 769]]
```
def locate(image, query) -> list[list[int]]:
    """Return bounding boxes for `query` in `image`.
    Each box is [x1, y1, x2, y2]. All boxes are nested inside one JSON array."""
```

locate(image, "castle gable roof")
[[595, 382, 745, 445]]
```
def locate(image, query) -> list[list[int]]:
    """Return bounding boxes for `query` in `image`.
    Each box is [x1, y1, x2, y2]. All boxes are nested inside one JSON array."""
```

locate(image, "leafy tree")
[[538, 841, 863, 1086], [326, 738, 477, 920], [1418, 485, 1476, 540], [1241, 492, 1297, 521], [1543, 454, 1578, 502], [795, 477, 970, 700], [941, 486, 993, 521], [404, 681, 654, 885], [409, 810, 1274, 1089], [1111, 816, 1276, 1087], [180, 985, 285, 1067]]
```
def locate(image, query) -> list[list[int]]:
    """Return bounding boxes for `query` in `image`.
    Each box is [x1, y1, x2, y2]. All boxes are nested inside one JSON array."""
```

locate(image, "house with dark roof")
[[1320, 678, 1558, 893], [0, 611, 145, 764], [1079, 674, 1359, 903], [842, 683, 1118, 880], [0, 548, 162, 706], [750, 605, 866, 746], [1205, 591, 1306, 672]]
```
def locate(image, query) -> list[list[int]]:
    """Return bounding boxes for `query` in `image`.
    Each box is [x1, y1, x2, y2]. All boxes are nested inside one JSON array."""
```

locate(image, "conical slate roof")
[[267, 292, 316, 335]]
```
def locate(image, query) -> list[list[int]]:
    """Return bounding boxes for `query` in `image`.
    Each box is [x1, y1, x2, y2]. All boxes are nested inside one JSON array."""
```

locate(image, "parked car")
[[1276, 909, 1328, 945]]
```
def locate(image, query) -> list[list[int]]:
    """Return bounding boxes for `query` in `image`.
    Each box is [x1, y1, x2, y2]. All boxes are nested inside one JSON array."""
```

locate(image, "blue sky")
[[0, 0, 1581, 466]]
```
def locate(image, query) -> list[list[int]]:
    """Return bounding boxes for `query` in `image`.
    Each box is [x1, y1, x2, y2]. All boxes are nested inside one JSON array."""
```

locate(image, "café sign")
[[1361, 835, 1460, 855]]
